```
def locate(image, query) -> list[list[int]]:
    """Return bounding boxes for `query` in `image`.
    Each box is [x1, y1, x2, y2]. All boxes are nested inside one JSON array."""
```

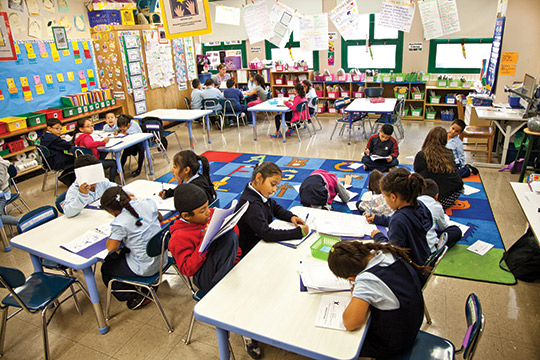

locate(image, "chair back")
[[267, 90, 272, 100], [0, 266, 31, 312], [311, 97, 319, 107], [17, 205, 58, 234], [462, 293, 485, 360], [7, 165, 21, 195], [395, 99, 405, 116], [223, 99, 240, 115], [146, 223, 172, 285], [35, 145, 53, 172], [421, 245, 448, 290], [7, 165, 16, 179], [334, 97, 352, 111], [55, 191, 67, 214], [70, 146, 93, 158], [364, 87, 384, 98], [184, 97, 191, 109], [202, 99, 222, 116], [140, 117, 167, 146]]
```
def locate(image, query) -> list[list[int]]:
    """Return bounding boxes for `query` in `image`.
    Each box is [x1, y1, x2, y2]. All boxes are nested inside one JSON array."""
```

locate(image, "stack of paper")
[[299, 261, 350, 293], [60, 223, 111, 259], [314, 295, 349, 331], [315, 216, 376, 237]]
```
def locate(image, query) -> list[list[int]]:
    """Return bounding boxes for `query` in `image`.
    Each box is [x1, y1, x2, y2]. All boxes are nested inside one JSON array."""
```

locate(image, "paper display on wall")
[[142, 29, 175, 89], [418, 0, 460, 40], [328, 0, 359, 41], [242, 0, 272, 44], [183, 36, 198, 81], [215, 5, 241, 26], [268, 1, 298, 48], [299, 14, 328, 52], [379, 0, 416, 33], [172, 38, 188, 90]]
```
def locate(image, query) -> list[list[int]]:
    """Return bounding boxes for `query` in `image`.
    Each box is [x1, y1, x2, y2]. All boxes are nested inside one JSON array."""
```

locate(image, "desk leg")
[[187, 122, 194, 150], [205, 115, 212, 144], [82, 267, 109, 335], [0, 226, 10, 252], [348, 114, 353, 145], [29, 254, 43, 272], [251, 111, 257, 141], [216, 327, 230, 360], [281, 112, 286, 143], [114, 152, 125, 185], [143, 139, 154, 177]]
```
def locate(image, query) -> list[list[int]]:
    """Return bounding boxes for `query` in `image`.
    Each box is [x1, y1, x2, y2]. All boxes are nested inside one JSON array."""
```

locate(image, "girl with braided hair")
[[328, 240, 428, 358], [100, 186, 164, 310], [365, 167, 432, 266]]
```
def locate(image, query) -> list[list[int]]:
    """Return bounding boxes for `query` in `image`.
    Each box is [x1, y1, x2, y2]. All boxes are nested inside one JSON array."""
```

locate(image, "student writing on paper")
[[446, 119, 479, 178], [244, 74, 268, 107], [168, 183, 241, 293], [418, 179, 462, 252], [366, 168, 432, 267], [117, 115, 144, 177], [236, 162, 309, 256], [63, 155, 117, 218], [361, 124, 399, 173], [270, 83, 310, 139], [39, 118, 76, 187], [327, 241, 426, 358], [158, 151, 216, 204], [356, 170, 394, 217], [100, 187, 163, 310], [73, 118, 118, 182], [299, 169, 350, 210]]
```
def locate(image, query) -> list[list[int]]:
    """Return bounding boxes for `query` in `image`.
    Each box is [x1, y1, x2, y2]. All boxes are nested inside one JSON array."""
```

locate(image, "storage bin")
[[87, 10, 121, 27], [337, 74, 349, 82], [426, 111, 437, 120], [198, 73, 211, 84], [82, 105, 89, 112], [365, 76, 374, 82], [17, 112, 46, 127], [353, 91, 364, 98], [88, 104, 95, 111], [395, 92, 408, 100], [446, 96, 456, 105], [430, 96, 441, 104], [327, 91, 339, 99], [381, 74, 393, 82], [461, 81, 472, 88], [36, 108, 64, 120], [394, 74, 405, 82], [324, 74, 334, 81], [340, 91, 350, 98], [110, 99, 116, 105], [7, 139, 25, 153], [51, 106, 82, 118], [448, 80, 460, 88], [120, 9, 135, 25], [315, 90, 323, 98], [317, 103, 326, 113], [328, 106, 336, 114], [351, 74, 364, 82], [411, 108, 422, 117], [105, 99, 112, 106], [441, 113, 455, 121], [508, 96, 521, 108], [62, 122, 77, 133], [275, 64, 288, 71], [1, 117, 27, 132], [437, 79, 448, 87], [403, 108, 409, 116], [314, 75, 324, 81], [412, 92, 424, 100], [93, 102, 101, 110], [0, 122, 7, 135], [100, 101, 106, 108], [275, 78, 284, 85], [310, 235, 340, 261], [406, 73, 418, 82], [0, 149, 8, 157], [421, 74, 431, 82]]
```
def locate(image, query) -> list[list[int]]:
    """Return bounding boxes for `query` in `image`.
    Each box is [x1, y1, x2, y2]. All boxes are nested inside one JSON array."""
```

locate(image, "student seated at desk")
[[224, 79, 248, 117], [418, 179, 462, 251], [236, 161, 309, 256], [244, 71, 258, 103], [361, 124, 399, 173], [366, 168, 431, 267], [446, 119, 479, 178], [158, 150, 216, 203], [299, 169, 350, 209], [103, 112, 118, 133], [328, 241, 426, 358], [414, 126, 463, 209], [303, 80, 317, 117], [73, 118, 118, 182], [201, 79, 224, 112], [117, 114, 144, 177], [243, 74, 267, 107], [100, 187, 163, 310], [40, 118, 75, 186], [63, 155, 117, 218], [190, 79, 203, 110], [270, 83, 309, 138]]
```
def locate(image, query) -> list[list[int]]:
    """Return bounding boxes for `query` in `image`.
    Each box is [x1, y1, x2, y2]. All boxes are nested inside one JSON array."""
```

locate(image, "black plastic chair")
[[184, 97, 191, 109], [70, 146, 93, 158], [55, 191, 67, 214], [35, 145, 69, 197], [5, 165, 30, 215], [222, 99, 246, 130], [140, 117, 170, 163]]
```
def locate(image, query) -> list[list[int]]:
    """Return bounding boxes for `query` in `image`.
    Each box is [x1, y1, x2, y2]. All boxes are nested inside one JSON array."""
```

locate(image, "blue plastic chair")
[[69, 146, 93, 158], [55, 191, 67, 214], [202, 98, 224, 130], [380, 293, 485, 360], [330, 97, 361, 143], [310, 97, 323, 131], [5, 165, 30, 215], [36, 145, 66, 197], [290, 101, 312, 141], [422, 234, 448, 325], [372, 99, 405, 140], [0, 266, 91, 359], [104, 223, 180, 333], [222, 99, 246, 130]]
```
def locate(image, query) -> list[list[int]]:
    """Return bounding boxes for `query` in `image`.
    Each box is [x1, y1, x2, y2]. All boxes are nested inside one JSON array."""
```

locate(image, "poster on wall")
[[0, 13, 17, 61], [158, 0, 212, 38], [485, 17, 505, 95], [328, 32, 336, 66], [142, 29, 175, 89], [183, 36, 197, 81], [172, 38, 188, 90]]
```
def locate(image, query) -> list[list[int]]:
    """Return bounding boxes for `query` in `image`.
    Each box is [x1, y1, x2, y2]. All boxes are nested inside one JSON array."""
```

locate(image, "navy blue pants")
[[121, 143, 145, 172], [458, 165, 471, 178], [436, 225, 462, 248], [362, 155, 399, 172], [101, 249, 139, 302]]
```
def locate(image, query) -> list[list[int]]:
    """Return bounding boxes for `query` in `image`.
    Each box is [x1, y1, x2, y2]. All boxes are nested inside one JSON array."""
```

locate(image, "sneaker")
[[243, 337, 263, 359], [269, 131, 282, 138], [468, 164, 479, 175], [285, 128, 294, 136], [126, 293, 151, 310]]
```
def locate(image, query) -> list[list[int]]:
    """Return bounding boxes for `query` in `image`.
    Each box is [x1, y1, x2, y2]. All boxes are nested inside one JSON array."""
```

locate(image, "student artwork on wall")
[[172, 38, 187, 89], [27, 18, 41, 38], [159, 0, 212, 38], [25, 0, 40, 16], [8, 13, 24, 35], [242, 0, 272, 45], [329, 0, 359, 41], [142, 29, 175, 89], [268, 2, 297, 48], [73, 14, 86, 32], [0, 13, 17, 61], [56, 0, 69, 13], [8, 0, 25, 13], [118, 30, 147, 93], [52, 26, 68, 50], [183, 36, 197, 81], [42, 0, 55, 13]]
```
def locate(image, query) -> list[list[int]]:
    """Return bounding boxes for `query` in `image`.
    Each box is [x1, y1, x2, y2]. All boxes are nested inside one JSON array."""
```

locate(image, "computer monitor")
[[521, 73, 536, 109]]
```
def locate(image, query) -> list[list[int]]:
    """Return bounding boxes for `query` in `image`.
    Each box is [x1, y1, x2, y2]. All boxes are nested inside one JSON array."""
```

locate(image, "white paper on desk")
[[467, 240, 494, 256], [199, 201, 249, 253], [347, 201, 358, 212], [316, 215, 373, 237], [314, 295, 349, 331], [334, 190, 358, 203], [75, 163, 106, 185], [61, 227, 108, 253], [348, 162, 363, 170], [150, 195, 176, 211], [300, 261, 350, 293], [531, 182, 540, 193], [104, 139, 124, 148], [370, 154, 391, 161], [463, 184, 480, 196]]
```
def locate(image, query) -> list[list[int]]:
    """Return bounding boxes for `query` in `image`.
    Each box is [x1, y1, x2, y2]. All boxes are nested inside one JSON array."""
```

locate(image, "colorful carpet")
[[156, 151, 516, 285]]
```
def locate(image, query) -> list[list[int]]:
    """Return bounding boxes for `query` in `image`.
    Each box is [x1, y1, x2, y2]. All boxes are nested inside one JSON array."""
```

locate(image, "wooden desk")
[[248, 99, 292, 142], [510, 182, 540, 242], [194, 206, 369, 360]]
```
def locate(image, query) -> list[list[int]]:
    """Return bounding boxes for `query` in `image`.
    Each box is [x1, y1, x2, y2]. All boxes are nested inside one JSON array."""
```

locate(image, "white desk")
[[134, 109, 212, 149], [474, 107, 527, 167], [98, 133, 153, 185], [194, 206, 369, 360], [248, 99, 292, 142], [344, 98, 397, 144], [510, 182, 540, 242]]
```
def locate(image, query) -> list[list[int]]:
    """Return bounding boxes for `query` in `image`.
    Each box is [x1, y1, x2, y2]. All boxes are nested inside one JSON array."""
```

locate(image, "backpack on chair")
[[500, 227, 540, 282]]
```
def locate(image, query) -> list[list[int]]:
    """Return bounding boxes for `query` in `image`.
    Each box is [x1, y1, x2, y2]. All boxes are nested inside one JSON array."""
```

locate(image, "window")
[[201, 41, 248, 73], [428, 38, 492, 74], [265, 35, 319, 71], [341, 13, 403, 72]]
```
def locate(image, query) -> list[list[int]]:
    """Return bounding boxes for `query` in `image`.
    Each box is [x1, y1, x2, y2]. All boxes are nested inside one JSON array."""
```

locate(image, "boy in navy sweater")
[[362, 124, 399, 172], [39, 118, 75, 186]]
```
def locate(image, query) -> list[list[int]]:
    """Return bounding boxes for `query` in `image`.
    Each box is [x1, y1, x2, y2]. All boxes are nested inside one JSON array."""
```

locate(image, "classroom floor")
[[0, 115, 538, 360]]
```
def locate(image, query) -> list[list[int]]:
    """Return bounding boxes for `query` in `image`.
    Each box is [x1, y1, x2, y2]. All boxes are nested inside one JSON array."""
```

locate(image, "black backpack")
[[500, 228, 540, 282]]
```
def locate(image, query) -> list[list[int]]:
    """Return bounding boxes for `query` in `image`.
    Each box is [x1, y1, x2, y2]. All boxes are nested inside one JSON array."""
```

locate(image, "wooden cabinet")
[[270, 71, 313, 98], [423, 86, 474, 122]]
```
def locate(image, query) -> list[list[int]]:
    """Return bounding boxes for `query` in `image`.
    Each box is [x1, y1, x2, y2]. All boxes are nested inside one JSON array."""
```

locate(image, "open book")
[[198, 200, 250, 253], [370, 154, 391, 161], [60, 223, 111, 259]]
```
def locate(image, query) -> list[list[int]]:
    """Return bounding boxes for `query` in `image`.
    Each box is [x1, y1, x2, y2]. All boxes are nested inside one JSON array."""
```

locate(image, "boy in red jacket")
[[168, 183, 241, 293]]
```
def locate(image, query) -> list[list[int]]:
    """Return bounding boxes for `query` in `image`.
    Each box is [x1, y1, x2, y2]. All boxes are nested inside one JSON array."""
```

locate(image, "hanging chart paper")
[[172, 38, 188, 90], [183, 37, 198, 81], [215, 5, 241, 26], [379, 0, 416, 33], [142, 29, 175, 89], [418, 0, 460, 40], [268, 2, 298, 48], [242, 0, 272, 45], [299, 14, 328, 52], [328, 0, 359, 41]]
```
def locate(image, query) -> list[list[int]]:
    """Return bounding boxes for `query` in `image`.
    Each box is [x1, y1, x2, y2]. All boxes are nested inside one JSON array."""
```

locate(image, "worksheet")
[[314, 295, 349, 330]]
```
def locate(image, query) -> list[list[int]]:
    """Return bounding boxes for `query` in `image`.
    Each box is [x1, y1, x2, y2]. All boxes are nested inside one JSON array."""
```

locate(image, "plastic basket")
[[381, 74, 393, 82], [441, 113, 455, 121], [310, 235, 341, 261], [395, 92, 407, 100], [394, 74, 405, 82], [403, 108, 409, 116], [446, 96, 456, 105], [328, 91, 339, 99], [412, 92, 424, 100], [420, 74, 430, 82], [448, 80, 461, 88], [430, 96, 441, 104], [426, 111, 437, 120], [406, 73, 418, 82], [411, 109, 422, 117], [353, 91, 364, 98], [7, 139, 25, 153], [87, 10, 121, 27], [1, 116, 27, 132], [437, 80, 448, 88], [17, 112, 46, 127]]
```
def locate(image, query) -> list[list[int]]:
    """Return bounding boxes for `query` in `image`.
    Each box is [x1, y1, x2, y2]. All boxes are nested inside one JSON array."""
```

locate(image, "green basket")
[[411, 108, 423, 117], [394, 92, 407, 100], [380, 73, 393, 83], [50, 106, 83, 118], [436, 79, 448, 88], [420, 74, 431, 82], [310, 235, 341, 261], [448, 80, 461, 88], [411, 92, 424, 100], [16, 112, 46, 127], [393, 73, 405, 82], [406, 73, 419, 82], [403, 108, 409, 116], [0, 149, 9, 157], [430, 96, 441, 104], [426, 111, 437, 120]]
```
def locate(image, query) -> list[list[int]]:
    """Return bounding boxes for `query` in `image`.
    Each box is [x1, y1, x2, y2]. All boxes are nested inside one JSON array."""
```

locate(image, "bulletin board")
[[0, 38, 98, 116]]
